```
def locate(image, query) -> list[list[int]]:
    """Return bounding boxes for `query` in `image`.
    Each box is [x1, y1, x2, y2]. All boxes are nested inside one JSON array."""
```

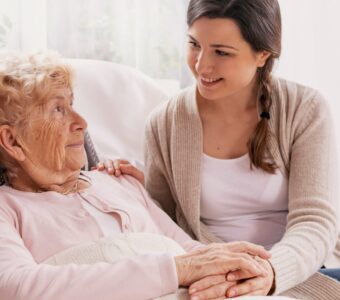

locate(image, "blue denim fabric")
[[319, 268, 340, 281]]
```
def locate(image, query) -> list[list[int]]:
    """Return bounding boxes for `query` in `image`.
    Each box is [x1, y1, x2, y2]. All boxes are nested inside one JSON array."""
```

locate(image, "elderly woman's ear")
[[0, 125, 26, 162]]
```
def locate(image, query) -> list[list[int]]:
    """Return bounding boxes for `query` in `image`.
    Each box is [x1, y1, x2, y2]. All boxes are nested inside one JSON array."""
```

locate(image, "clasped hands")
[[175, 242, 274, 300], [95, 160, 275, 299]]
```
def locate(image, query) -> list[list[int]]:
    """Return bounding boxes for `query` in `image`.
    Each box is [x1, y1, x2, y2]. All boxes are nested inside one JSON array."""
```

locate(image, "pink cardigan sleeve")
[[0, 212, 178, 300], [126, 176, 204, 252]]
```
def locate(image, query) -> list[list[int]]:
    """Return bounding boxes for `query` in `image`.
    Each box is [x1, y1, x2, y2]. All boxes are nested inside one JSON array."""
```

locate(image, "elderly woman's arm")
[[0, 212, 180, 300], [0, 208, 267, 300]]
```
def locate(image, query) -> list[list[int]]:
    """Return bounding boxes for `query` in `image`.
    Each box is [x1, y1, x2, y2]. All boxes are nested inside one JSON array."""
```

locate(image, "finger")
[[113, 160, 121, 170], [225, 256, 263, 278], [190, 281, 236, 300], [227, 241, 271, 259], [189, 275, 226, 294], [119, 164, 145, 184], [114, 168, 122, 177], [90, 166, 97, 170], [115, 159, 130, 165], [226, 277, 264, 298], [96, 162, 105, 170], [238, 289, 265, 296], [227, 262, 268, 281], [104, 159, 114, 174]]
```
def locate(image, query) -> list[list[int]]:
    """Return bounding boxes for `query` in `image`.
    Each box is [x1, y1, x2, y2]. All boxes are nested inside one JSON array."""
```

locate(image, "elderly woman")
[[0, 53, 275, 300]]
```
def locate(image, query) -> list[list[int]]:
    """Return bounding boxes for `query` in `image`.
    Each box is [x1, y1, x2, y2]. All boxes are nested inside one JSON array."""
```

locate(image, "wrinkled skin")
[[9, 87, 88, 193]]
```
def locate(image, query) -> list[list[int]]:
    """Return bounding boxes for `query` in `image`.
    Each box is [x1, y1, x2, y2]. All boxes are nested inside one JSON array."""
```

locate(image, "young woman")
[[101, 0, 340, 298]]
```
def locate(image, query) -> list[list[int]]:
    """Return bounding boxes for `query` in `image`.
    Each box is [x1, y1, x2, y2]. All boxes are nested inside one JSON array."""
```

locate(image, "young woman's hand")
[[174, 245, 266, 288], [188, 274, 237, 300], [93, 159, 145, 186], [186, 242, 272, 299], [187, 256, 274, 299], [227, 256, 274, 297]]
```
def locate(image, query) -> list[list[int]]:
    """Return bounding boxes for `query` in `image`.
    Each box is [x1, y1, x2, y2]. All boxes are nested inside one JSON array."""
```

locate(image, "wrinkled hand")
[[185, 242, 272, 299], [205, 241, 271, 260], [174, 245, 266, 287], [93, 159, 145, 185]]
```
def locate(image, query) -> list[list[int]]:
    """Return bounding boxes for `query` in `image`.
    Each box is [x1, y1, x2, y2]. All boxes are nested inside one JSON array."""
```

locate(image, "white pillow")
[[68, 59, 168, 165]]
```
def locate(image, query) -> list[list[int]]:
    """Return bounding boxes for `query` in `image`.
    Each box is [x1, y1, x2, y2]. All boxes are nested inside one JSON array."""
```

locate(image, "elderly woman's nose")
[[70, 110, 88, 131]]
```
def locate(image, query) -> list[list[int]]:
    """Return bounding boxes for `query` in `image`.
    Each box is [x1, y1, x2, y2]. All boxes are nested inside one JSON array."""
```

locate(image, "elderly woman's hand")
[[205, 241, 271, 259], [174, 245, 267, 288], [94, 159, 145, 185]]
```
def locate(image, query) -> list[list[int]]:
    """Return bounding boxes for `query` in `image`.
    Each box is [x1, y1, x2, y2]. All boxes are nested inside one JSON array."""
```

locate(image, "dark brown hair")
[[187, 0, 281, 173]]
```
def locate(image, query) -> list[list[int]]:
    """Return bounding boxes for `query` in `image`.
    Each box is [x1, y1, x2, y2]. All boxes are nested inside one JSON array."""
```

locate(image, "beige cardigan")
[[144, 77, 340, 299]]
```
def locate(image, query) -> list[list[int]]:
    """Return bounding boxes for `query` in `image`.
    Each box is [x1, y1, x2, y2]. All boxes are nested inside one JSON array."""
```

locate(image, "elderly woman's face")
[[20, 87, 87, 176]]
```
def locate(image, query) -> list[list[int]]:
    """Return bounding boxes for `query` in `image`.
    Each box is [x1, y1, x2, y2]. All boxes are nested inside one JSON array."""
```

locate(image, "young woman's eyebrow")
[[210, 44, 239, 51], [187, 34, 238, 51]]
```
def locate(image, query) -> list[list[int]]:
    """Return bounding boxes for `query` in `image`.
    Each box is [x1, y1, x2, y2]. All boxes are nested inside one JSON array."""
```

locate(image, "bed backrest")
[[68, 59, 168, 168]]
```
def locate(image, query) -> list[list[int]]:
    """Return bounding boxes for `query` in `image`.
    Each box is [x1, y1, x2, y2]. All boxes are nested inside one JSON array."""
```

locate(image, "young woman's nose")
[[195, 50, 214, 74]]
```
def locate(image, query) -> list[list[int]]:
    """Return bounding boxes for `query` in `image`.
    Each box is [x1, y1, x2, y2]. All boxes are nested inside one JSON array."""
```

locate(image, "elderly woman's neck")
[[8, 170, 89, 194]]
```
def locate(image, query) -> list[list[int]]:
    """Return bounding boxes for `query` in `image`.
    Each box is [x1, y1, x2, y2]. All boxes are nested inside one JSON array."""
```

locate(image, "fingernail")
[[108, 167, 114, 173], [229, 289, 236, 297], [189, 288, 196, 294], [227, 274, 235, 281]]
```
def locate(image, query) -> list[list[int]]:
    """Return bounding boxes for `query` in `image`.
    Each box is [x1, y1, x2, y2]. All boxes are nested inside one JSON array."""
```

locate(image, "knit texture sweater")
[[144, 77, 340, 299]]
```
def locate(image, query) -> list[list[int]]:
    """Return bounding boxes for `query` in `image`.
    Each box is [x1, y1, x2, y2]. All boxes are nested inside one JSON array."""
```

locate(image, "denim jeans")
[[319, 268, 340, 281]]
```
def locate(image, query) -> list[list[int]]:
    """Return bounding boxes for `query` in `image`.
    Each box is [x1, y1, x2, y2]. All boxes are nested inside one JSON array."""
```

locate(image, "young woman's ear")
[[257, 51, 272, 68], [0, 125, 26, 161]]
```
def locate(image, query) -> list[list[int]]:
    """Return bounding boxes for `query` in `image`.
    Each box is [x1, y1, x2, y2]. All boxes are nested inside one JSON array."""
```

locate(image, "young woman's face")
[[187, 17, 269, 101]]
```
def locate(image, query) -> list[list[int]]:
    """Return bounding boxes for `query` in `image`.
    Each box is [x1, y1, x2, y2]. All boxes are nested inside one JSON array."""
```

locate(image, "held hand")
[[93, 159, 145, 185], [174, 246, 265, 287], [206, 241, 271, 260], [225, 257, 275, 298], [188, 275, 237, 300]]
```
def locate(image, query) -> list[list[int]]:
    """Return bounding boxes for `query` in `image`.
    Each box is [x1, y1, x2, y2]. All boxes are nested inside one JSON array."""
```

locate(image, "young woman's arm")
[[269, 91, 339, 294]]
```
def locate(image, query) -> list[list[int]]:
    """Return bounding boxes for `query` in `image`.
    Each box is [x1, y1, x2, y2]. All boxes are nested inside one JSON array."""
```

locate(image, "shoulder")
[[146, 86, 197, 129], [0, 186, 23, 225], [271, 77, 331, 127], [272, 77, 328, 111]]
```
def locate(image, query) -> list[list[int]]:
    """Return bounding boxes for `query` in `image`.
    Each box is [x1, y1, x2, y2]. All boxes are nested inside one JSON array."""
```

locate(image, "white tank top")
[[200, 153, 288, 249]]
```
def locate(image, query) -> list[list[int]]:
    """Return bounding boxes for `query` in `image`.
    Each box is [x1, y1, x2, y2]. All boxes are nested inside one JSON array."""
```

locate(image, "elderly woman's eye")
[[54, 106, 65, 114]]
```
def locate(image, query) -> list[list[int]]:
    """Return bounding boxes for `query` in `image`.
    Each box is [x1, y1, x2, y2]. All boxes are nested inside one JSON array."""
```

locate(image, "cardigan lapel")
[[171, 86, 203, 238]]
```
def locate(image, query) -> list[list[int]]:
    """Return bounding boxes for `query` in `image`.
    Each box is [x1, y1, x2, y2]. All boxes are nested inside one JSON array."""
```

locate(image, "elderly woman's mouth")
[[66, 142, 84, 148]]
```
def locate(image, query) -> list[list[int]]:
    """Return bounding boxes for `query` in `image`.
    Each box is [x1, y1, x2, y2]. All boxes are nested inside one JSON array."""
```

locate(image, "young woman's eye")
[[216, 50, 231, 57], [189, 41, 200, 49]]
